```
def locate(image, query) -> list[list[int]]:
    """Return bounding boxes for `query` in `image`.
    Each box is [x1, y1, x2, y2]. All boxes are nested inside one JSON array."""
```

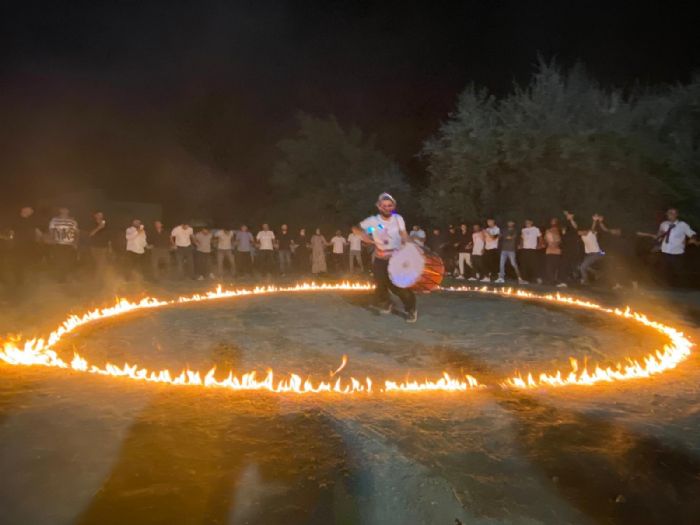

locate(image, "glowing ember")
[[0, 282, 693, 394]]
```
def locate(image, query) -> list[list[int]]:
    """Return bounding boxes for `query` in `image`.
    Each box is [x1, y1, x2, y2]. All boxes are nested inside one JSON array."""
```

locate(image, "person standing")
[[9, 206, 42, 287], [354, 192, 417, 322], [578, 215, 605, 285], [468, 224, 485, 281], [519, 219, 542, 284], [170, 222, 195, 279], [483, 218, 500, 282], [544, 218, 566, 287], [444, 225, 459, 277], [214, 227, 236, 278], [255, 224, 275, 277], [235, 225, 255, 277], [48, 207, 79, 283], [455, 223, 472, 280], [292, 228, 310, 275], [561, 211, 582, 283], [347, 227, 364, 273], [310, 228, 328, 275], [88, 211, 112, 280], [149, 220, 172, 280], [277, 224, 293, 276], [194, 227, 214, 280], [496, 220, 525, 284], [329, 230, 347, 275], [653, 208, 697, 287], [125, 219, 148, 280]]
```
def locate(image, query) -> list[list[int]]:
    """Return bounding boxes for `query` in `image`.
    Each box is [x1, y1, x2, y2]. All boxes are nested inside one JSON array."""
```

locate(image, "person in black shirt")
[[277, 224, 293, 276], [291, 228, 310, 274], [455, 223, 473, 280], [88, 211, 112, 280], [9, 206, 42, 287]]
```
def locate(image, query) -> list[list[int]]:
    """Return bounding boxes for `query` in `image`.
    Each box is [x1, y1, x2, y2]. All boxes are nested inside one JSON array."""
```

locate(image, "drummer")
[[353, 192, 418, 323]]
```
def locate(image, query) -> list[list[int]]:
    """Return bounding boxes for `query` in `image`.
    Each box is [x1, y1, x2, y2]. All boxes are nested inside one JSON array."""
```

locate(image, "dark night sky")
[[1, 1, 698, 209]]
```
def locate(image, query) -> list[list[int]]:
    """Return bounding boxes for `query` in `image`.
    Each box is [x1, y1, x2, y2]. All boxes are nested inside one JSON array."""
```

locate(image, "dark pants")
[[194, 251, 211, 277], [332, 253, 345, 274], [545, 254, 561, 284], [257, 249, 274, 275], [10, 249, 34, 287], [373, 257, 416, 312], [662, 253, 686, 287], [236, 251, 253, 275], [484, 249, 499, 279], [151, 247, 171, 280], [520, 249, 540, 282], [52, 244, 76, 282], [278, 249, 292, 274], [126, 251, 146, 280], [175, 246, 194, 279]]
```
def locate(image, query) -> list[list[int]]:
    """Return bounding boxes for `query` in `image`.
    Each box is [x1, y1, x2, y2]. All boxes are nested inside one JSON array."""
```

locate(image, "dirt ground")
[[0, 276, 699, 525]]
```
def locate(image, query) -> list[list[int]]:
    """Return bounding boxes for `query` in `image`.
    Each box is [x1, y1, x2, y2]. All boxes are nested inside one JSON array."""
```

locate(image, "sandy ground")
[[0, 276, 699, 525]]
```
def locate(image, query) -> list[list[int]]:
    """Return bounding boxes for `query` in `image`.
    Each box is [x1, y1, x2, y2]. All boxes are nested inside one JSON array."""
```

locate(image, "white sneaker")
[[518, 278, 528, 284], [495, 277, 505, 284], [536, 278, 543, 284], [405, 309, 418, 323], [612, 283, 623, 290], [556, 282, 567, 288], [196, 275, 204, 281], [455, 275, 465, 280], [467, 277, 477, 282], [480, 277, 491, 283], [209, 273, 216, 279]]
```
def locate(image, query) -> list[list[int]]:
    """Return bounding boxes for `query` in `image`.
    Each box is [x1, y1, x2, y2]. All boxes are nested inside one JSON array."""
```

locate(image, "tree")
[[271, 113, 411, 228], [421, 59, 700, 229]]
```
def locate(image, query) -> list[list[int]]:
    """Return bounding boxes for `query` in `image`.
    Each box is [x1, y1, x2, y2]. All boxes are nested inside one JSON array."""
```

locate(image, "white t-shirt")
[[330, 236, 347, 254], [658, 220, 696, 255], [49, 217, 79, 246], [195, 231, 212, 253], [214, 230, 234, 250], [581, 231, 601, 254], [171, 225, 193, 247], [359, 213, 406, 254], [471, 232, 485, 256], [125, 226, 147, 254], [256, 230, 275, 250], [347, 232, 363, 251], [521, 226, 541, 250], [485, 226, 500, 250]]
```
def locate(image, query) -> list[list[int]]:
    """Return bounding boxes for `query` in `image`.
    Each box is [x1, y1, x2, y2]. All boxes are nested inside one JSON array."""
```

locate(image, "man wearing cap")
[[353, 193, 417, 323]]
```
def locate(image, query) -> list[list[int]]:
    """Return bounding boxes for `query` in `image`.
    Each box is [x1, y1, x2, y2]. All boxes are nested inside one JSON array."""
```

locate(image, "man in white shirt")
[[329, 230, 347, 275], [468, 224, 485, 281], [171, 222, 195, 279], [578, 215, 604, 285], [482, 218, 500, 283], [353, 192, 417, 322], [519, 219, 542, 283], [125, 219, 148, 280], [256, 223, 275, 277], [214, 228, 236, 278], [655, 208, 697, 286], [347, 228, 364, 273]]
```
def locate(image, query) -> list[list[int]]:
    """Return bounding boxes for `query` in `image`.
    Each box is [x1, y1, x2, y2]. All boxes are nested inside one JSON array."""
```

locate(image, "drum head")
[[388, 244, 425, 288]]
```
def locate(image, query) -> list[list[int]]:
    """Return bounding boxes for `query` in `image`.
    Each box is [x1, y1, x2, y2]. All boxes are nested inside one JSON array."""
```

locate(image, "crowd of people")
[[1, 204, 697, 292]]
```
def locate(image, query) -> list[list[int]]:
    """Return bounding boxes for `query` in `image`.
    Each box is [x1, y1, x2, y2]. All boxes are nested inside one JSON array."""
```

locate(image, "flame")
[[0, 282, 693, 395], [0, 282, 483, 395], [444, 286, 695, 389]]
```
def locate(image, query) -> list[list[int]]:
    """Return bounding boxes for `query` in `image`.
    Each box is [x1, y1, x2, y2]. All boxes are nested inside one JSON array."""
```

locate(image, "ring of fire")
[[0, 283, 694, 394]]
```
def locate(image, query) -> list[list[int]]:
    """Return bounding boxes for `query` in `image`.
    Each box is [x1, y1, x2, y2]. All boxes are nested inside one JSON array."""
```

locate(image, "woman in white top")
[[310, 228, 329, 275]]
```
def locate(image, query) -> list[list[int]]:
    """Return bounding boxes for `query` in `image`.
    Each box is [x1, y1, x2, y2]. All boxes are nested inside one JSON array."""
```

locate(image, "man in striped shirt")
[[48, 207, 79, 282]]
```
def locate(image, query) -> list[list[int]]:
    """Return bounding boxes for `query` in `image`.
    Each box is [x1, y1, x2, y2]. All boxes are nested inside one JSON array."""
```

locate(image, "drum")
[[388, 243, 445, 292]]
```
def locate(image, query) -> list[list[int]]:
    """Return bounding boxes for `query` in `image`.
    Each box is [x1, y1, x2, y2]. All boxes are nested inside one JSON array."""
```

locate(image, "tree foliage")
[[271, 113, 411, 228], [421, 59, 700, 228]]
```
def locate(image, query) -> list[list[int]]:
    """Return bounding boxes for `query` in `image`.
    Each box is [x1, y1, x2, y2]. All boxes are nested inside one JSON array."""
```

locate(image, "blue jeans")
[[278, 249, 292, 274], [499, 250, 520, 279], [580, 252, 604, 283]]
